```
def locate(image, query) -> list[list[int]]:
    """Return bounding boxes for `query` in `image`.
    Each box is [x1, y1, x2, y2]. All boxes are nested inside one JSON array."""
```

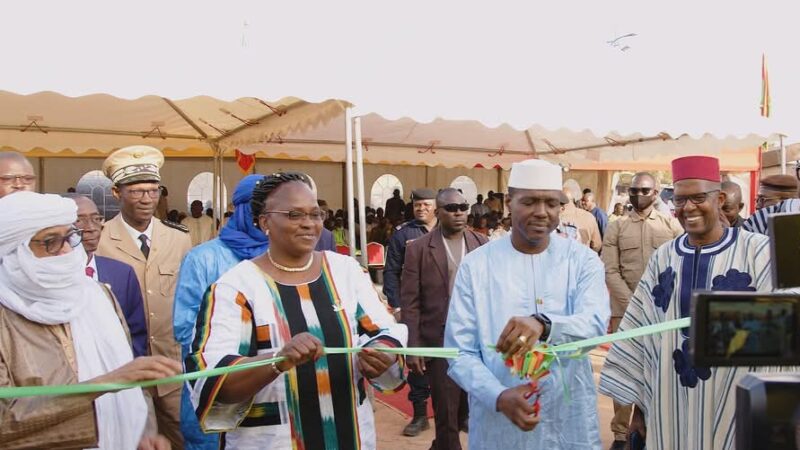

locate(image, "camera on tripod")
[[689, 212, 800, 450]]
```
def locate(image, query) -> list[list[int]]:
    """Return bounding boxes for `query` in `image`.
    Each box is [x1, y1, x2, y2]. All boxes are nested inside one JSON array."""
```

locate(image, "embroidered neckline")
[[675, 227, 736, 256]]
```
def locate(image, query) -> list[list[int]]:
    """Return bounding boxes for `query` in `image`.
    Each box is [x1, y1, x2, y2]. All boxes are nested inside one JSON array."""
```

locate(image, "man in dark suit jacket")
[[66, 193, 148, 358], [401, 188, 489, 450], [95, 255, 148, 357]]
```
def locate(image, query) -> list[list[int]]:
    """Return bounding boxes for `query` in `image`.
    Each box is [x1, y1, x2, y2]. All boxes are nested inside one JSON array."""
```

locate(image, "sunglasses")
[[441, 203, 469, 213], [628, 187, 654, 196]]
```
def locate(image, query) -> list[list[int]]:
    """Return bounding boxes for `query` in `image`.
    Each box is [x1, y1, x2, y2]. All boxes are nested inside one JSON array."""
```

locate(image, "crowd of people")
[[0, 145, 798, 450]]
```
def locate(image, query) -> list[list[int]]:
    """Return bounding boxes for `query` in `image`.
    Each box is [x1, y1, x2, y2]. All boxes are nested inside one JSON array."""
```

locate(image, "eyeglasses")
[[30, 228, 83, 255], [673, 190, 719, 207], [628, 187, 654, 196], [123, 188, 161, 200], [0, 174, 37, 186], [441, 203, 469, 213], [76, 215, 104, 228], [263, 210, 325, 221]]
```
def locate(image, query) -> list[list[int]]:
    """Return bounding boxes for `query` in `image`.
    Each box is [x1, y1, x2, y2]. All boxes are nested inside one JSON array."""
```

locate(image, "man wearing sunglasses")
[[743, 161, 800, 235], [0, 151, 37, 198], [63, 193, 148, 359], [383, 187, 438, 436], [601, 156, 792, 450], [600, 172, 683, 449], [97, 145, 192, 449], [401, 188, 488, 449]]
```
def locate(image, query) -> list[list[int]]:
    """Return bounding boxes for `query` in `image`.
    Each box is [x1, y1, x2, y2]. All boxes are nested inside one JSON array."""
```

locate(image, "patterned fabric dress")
[[599, 228, 795, 450], [187, 252, 406, 450]]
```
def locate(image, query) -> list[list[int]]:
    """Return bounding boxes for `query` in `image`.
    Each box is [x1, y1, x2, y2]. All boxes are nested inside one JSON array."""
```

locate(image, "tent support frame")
[[354, 117, 369, 267], [344, 108, 357, 257]]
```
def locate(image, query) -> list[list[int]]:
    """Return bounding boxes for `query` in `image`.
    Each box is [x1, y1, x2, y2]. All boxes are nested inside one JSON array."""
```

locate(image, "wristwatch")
[[531, 313, 552, 342]]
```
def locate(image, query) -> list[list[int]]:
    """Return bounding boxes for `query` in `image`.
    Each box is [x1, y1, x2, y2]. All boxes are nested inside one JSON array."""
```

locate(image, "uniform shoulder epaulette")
[[161, 219, 189, 233]]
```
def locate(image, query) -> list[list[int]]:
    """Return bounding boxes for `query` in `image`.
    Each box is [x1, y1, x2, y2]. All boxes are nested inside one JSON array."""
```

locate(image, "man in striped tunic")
[[599, 156, 789, 450]]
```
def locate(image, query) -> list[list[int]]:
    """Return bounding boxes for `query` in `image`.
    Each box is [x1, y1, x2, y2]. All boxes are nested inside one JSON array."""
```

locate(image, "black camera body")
[[736, 373, 800, 450]]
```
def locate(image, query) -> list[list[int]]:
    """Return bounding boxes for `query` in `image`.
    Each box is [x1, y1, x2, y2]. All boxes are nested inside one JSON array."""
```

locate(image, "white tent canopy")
[[0, 91, 349, 155], [241, 113, 766, 171], [2, 1, 797, 141]]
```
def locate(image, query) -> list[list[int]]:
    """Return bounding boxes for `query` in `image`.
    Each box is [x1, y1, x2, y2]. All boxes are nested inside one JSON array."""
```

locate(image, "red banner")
[[235, 149, 255, 174]]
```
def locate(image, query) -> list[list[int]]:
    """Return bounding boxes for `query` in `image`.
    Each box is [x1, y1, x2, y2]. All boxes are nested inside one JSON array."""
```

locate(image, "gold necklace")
[[268, 251, 314, 272]]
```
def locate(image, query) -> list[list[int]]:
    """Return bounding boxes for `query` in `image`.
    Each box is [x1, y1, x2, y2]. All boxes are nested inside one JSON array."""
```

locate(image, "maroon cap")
[[671, 156, 721, 182]]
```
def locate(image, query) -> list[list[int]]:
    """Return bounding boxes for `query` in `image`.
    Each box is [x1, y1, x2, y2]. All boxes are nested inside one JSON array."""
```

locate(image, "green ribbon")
[[488, 317, 692, 356], [544, 317, 691, 354], [0, 318, 691, 400], [0, 346, 458, 400]]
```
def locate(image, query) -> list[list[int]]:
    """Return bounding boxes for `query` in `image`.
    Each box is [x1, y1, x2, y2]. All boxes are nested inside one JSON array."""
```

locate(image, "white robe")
[[445, 234, 610, 449]]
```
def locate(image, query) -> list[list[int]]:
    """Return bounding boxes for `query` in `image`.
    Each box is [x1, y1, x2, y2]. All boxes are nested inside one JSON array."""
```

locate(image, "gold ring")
[[518, 335, 528, 343]]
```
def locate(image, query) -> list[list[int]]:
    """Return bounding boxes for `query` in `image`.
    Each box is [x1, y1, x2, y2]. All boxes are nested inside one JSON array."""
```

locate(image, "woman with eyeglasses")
[[0, 192, 180, 449], [187, 172, 407, 450]]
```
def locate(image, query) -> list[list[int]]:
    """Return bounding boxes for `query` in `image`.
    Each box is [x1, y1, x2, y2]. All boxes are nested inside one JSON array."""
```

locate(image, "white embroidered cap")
[[508, 159, 562, 190]]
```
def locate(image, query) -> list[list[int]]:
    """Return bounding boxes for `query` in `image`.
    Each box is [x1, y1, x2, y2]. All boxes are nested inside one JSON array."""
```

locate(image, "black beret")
[[411, 188, 436, 201]]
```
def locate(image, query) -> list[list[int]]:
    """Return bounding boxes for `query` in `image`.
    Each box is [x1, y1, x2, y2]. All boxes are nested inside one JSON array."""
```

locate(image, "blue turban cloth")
[[218, 175, 269, 259]]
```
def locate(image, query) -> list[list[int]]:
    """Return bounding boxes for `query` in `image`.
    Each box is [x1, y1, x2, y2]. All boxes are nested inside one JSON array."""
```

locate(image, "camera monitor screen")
[[691, 292, 800, 367]]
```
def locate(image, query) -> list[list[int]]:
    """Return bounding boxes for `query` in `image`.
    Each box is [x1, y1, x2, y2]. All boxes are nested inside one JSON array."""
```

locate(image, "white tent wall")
[[30, 155, 504, 214]]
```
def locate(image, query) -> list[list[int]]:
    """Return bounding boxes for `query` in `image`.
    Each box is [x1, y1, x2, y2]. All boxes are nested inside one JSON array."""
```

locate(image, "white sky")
[[2, 0, 799, 140]]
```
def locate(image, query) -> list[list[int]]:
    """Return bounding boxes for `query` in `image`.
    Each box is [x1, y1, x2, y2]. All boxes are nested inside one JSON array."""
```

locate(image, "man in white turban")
[[444, 159, 610, 449], [0, 191, 180, 450]]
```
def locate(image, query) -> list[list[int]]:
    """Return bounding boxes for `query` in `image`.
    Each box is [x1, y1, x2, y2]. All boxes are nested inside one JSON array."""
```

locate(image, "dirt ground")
[[373, 349, 615, 450]]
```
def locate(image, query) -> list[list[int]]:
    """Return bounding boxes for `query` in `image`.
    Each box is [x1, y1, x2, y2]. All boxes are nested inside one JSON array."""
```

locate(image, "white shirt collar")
[[122, 217, 154, 244]]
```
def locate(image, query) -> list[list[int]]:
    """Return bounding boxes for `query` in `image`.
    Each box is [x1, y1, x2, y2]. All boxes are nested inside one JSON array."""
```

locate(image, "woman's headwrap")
[[219, 175, 269, 260], [0, 191, 77, 258]]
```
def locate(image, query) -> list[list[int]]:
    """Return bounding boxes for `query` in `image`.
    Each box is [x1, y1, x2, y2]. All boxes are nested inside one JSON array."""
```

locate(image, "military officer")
[[97, 145, 191, 449], [383, 187, 438, 436]]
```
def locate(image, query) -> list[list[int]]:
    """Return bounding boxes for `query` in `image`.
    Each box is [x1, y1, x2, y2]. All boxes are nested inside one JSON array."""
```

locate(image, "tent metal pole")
[[217, 146, 225, 233], [162, 97, 208, 139], [212, 147, 219, 236], [0, 124, 202, 141], [354, 117, 369, 267], [780, 134, 786, 174], [344, 108, 356, 257]]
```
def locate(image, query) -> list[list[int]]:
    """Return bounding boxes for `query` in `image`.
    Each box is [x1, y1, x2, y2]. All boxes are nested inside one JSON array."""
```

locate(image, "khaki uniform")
[[600, 207, 682, 441], [97, 214, 191, 447], [560, 202, 602, 252]]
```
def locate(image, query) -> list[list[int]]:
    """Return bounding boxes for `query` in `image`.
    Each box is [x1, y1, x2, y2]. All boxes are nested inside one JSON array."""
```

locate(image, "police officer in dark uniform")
[[383, 187, 438, 436]]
